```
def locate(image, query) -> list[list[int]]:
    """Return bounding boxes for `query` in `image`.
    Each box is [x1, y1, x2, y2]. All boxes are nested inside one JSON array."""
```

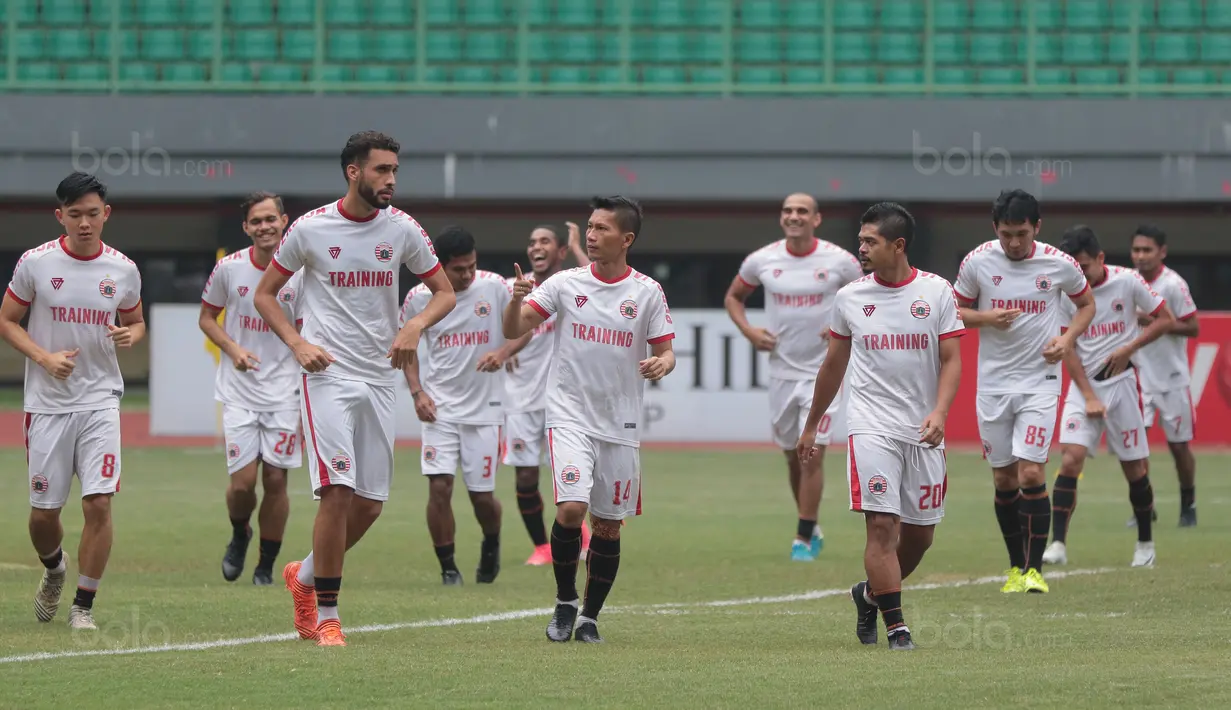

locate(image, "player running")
[[200, 192, 303, 586], [953, 189, 1095, 594], [255, 131, 456, 647], [503, 196, 675, 644], [402, 226, 518, 585], [1131, 224, 1200, 527], [0, 172, 144, 630], [724, 193, 862, 562], [1042, 226, 1173, 568], [798, 202, 964, 651], [504, 223, 593, 565]]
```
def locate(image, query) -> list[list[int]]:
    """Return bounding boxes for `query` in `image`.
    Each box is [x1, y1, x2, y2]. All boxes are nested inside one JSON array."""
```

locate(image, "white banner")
[[149, 304, 845, 444]]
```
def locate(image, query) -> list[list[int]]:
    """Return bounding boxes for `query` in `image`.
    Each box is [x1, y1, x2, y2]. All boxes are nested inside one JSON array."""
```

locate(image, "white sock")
[[317, 605, 338, 621], [863, 586, 877, 607], [576, 615, 596, 627], [78, 575, 99, 591], [556, 597, 579, 608], [813, 524, 823, 539], [297, 553, 315, 586], [42, 548, 67, 575]]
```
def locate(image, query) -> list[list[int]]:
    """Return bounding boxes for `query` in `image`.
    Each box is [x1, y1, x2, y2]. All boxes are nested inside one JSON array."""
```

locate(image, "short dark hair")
[[1133, 223, 1167, 247], [240, 191, 285, 220], [591, 195, 643, 239], [533, 224, 567, 248], [992, 189, 1040, 226], [860, 201, 915, 249], [56, 172, 107, 206], [433, 225, 476, 266], [340, 131, 400, 180], [1059, 224, 1102, 258]]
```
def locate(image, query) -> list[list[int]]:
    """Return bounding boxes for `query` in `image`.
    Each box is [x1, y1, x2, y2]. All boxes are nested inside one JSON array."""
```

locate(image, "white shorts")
[[25, 408, 122, 510], [1142, 387, 1195, 444], [547, 427, 641, 521], [975, 393, 1059, 467], [222, 405, 302, 475], [846, 434, 947, 526], [300, 374, 395, 502], [503, 410, 545, 467], [769, 377, 840, 450], [421, 420, 502, 493], [1059, 375, 1150, 462]]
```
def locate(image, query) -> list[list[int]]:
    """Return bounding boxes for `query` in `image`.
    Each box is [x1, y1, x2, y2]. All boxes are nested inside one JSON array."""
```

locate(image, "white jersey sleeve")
[[271, 222, 306, 274], [645, 279, 674, 344], [736, 249, 766, 288], [525, 271, 560, 319], [952, 252, 981, 303], [1136, 267, 1197, 393], [201, 258, 229, 309], [1129, 269, 1166, 319], [504, 273, 556, 413], [7, 247, 38, 305], [400, 217, 440, 279]]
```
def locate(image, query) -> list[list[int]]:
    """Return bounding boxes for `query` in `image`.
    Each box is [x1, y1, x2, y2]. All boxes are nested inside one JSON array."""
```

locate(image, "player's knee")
[[991, 464, 1019, 490], [260, 465, 288, 494], [514, 466, 539, 488], [427, 474, 454, 503], [555, 501, 587, 527], [468, 490, 496, 508], [1120, 458, 1148, 482], [81, 493, 112, 523], [28, 507, 61, 528], [352, 497, 383, 526], [1059, 448, 1085, 474], [1017, 461, 1046, 487], [590, 515, 621, 540], [863, 513, 898, 548]]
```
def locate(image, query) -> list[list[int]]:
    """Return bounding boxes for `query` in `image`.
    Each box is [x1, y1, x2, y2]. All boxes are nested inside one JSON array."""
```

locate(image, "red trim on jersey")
[[24, 413, 31, 466], [335, 199, 378, 223], [1067, 283, 1091, 300], [5, 287, 30, 307], [1090, 266, 1110, 289], [1141, 266, 1163, 285], [785, 237, 819, 257], [527, 300, 550, 319], [301, 375, 332, 487], [590, 263, 632, 284], [953, 288, 975, 304], [415, 262, 441, 280], [647, 333, 674, 345], [1148, 301, 1166, 317], [248, 247, 267, 271], [117, 300, 141, 314], [828, 329, 850, 340], [271, 257, 294, 276], [874, 267, 918, 289], [497, 426, 505, 467], [635, 477, 642, 516], [547, 429, 559, 504], [1178, 311, 1196, 321], [58, 235, 104, 261], [848, 435, 863, 512], [939, 328, 967, 340], [201, 298, 223, 312], [735, 274, 757, 289], [1187, 388, 1197, 437], [1134, 370, 1144, 418], [296, 318, 303, 328]]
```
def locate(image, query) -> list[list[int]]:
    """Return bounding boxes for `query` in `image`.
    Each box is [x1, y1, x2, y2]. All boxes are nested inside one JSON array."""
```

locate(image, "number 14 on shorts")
[[612, 479, 632, 505]]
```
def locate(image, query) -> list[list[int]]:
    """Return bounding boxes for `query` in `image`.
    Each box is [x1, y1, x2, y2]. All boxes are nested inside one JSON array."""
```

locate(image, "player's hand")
[[566, 221, 582, 251], [388, 322, 422, 370], [504, 355, 520, 373], [1102, 346, 1134, 379], [796, 429, 819, 462], [919, 410, 946, 447], [511, 263, 534, 300], [41, 348, 78, 380], [1084, 397, 1107, 419], [1137, 313, 1154, 328], [476, 351, 504, 372], [412, 390, 437, 423], [228, 346, 261, 372], [743, 327, 777, 351], [292, 340, 335, 373], [107, 323, 135, 348], [988, 308, 1023, 330], [639, 356, 669, 381], [1042, 335, 1072, 364]]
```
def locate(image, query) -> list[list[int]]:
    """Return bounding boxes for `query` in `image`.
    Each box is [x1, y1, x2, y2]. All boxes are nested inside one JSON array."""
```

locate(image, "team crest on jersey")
[[31, 474, 48, 494], [374, 242, 394, 263], [511, 438, 526, 452], [50, 278, 64, 290], [474, 301, 492, 317], [278, 286, 295, 303], [992, 275, 1003, 286], [1111, 298, 1125, 313], [772, 269, 783, 278], [422, 446, 437, 462], [330, 454, 351, 473], [98, 278, 117, 298], [328, 246, 341, 259], [867, 474, 888, 496], [814, 268, 829, 281], [575, 295, 588, 308], [862, 304, 876, 317], [1035, 275, 1052, 291], [1064, 415, 1082, 432], [619, 300, 638, 319], [227, 443, 241, 460], [910, 300, 931, 319], [560, 465, 581, 485], [237, 286, 249, 297]]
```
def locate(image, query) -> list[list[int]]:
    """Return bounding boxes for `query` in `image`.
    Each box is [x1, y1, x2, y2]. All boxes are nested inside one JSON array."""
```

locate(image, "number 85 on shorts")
[[547, 427, 642, 520], [847, 434, 948, 526]]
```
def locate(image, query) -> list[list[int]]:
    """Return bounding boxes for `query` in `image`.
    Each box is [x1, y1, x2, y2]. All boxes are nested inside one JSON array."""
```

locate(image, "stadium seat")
[[690, 66, 725, 84], [452, 66, 494, 83], [971, 0, 1015, 29], [1030, 0, 1062, 28], [935, 67, 974, 85], [1063, 0, 1107, 29], [1133, 67, 1166, 85], [426, 0, 459, 24], [1173, 67, 1215, 85], [355, 65, 399, 83], [1060, 33, 1105, 64], [463, 32, 508, 62], [1074, 67, 1120, 85], [883, 67, 923, 85], [1152, 34, 1197, 63], [464, 0, 506, 25], [1, 0, 38, 24], [1109, 34, 1149, 62], [137, 0, 181, 24], [978, 67, 1024, 85], [281, 29, 315, 61], [784, 0, 824, 28], [694, 0, 731, 27], [833, 34, 872, 63], [259, 63, 304, 82], [557, 34, 599, 63], [879, 0, 923, 30], [736, 66, 781, 84], [428, 32, 463, 62], [647, 0, 688, 27], [232, 30, 278, 61], [558, 1, 598, 26], [49, 29, 93, 60], [95, 29, 140, 59], [739, 0, 778, 28], [932, 33, 967, 64], [969, 34, 1012, 64], [834, 0, 873, 28], [373, 0, 414, 24], [694, 33, 725, 62], [1200, 34, 1231, 63], [785, 66, 823, 84], [121, 62, 158, 81], [278, 0, 316, 24], [523, 0, 551, 25], [1033, 67, 1069, 85], [1021, 33, 1060, 63], [1158, 0, 1201, 29], [525, 33, 552, 62], [835, 66, 876, 84], [595, 66, 628, 83], [66, 62, 110, 81], [643, 65, 686, 84], [229, 0, 273, 25], [324, 0, 365, 25], [13, 31, 42, 60], [374, 32, 416, 62], [313, 64, 351, 82], [328, 30, 365, 61], [20, 63, 60, 81], [142, 29, 186, 61], [548, 66, 590, 84], [648, 33, 687, 63], [418, 66, 449, 83], [784, 33, 823, 63], [184, 0, 216, 24], [188, 32, 229, 60], [878, 33, 920, 63], [1112, 0, 1154, 29], [43, 0, 87, 24], [162, 62, 206, 82], [1209, 0, 1231, 28], [736, 32, 779, 63], [219, 63, 254, 82]]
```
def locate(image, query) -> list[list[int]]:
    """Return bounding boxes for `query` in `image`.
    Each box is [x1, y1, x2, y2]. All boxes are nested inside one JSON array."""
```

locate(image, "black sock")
[[550, 521, 582, 603], [1180, 486, 1195, 511], [581, 535, 621, 619], [1019, 484, 1051, 572], [230, 517, 250, 541], [314, 576, 341, 607], [482, 532, 500, 554], [1129, 475, 1155, 543], [994, 488, 1026, 569], [516, 483, 549, 547], [434, 543, 459, 573], [256, 538, 281, 571], [73, 587, 97, 610], [797, 518, 816, 541], [875, 589, 906, 634], [39, 548, 63, 570], [1051, 475, 1079, 544]]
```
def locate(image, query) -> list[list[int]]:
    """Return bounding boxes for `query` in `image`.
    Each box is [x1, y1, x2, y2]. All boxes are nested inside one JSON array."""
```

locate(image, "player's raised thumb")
[[66, 348, 79, 358]]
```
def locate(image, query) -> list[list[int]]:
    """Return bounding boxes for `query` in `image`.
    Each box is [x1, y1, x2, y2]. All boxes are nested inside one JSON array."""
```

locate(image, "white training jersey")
[[271, 200, 441, 387], [1136, 266, 1198, 394], [504, 273, 558, 413], [1060, 265, 1165, 385], [525, 264, 674, 447], [6, 236, 142, 414], [737, 238, 863, 380], [954, 240, 1090, 396], [829, 268, 966, 447], [201, 246, 304, 411], [401, 269, 511, 425]]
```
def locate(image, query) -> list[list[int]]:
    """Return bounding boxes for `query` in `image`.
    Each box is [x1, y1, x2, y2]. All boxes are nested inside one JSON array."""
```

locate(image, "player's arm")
[[639, 338, 676, 381], [802, 333, 851, 437], [253, 266, 299, 349], [503, 264, 547, 339], [0, 292, 64, 375], [725, 274, 778, 350], [565, 221, 591, 267], [111, 301, 146, 347]]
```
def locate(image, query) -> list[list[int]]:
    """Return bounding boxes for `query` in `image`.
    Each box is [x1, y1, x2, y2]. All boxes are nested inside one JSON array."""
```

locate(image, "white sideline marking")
[[0, 567, 1116, 665]]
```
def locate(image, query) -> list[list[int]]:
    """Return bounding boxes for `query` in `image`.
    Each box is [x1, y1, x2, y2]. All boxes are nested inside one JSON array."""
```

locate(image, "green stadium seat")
[[693, 0, 729, 27], [833, 34, 872, 63], [978, 67, 1024, 85], [121, 62, 158, 81], [883, 67, 923, 84], [835, 66, 876, 83], [879, 0, 923, 30], [597, 34, 622, 61], [137, 0, 181, 24], [935, 67, 974, 85], [878, 33, 920, 63], [66, 63, 110, 80], [1173, 67, 1215, 84], [1060, 33, 1105, 64], [328, 30, 365, 61], [1158, 0, 1200, 29], [969, 34, 1012, 64], [834, 0, 873, 28], [785, 67, 824, 83], [219, 63, 253, 82], [933, 0, 968, 29], [43, 0, 87, 24], [49, 30, 93, 60], [647, 0, 687, 27], [1201, 34, 1231, 63], [558, 34, 599, 63], [784, 33, 823, 63], [188, 31, 229, 60], [1074, 67, 1120, 85], [463, 31, 508, 61], [232, 30, 278, 61], [690, 66, 726, 84], [19, 63, 60, 81], [558, 1, 598, 26], [1112, 0, 1153, 29], [1033, 67, 1069, 85], [548, 66, 591, 84], [736, 67, 781, 84], [427, 31, 463, 61], [1134, 67, 1166, 84], [1152, 34, 1197, 62], [426, 0, 458, 24], [785, 0, 824, 28], [1222, 69, 1231, 84], [595, 66, 629, 83], [739, 0, 778, 28], [142, 29, 185, 61], [162, 62, 206, 82], [452, 66, 494, 83], [1109, 34, 1149, 62], [13, 31, 43, 60], [371, 0, 413, 24], [1064, 0, 1107, 29], [230, 0, 273, 25], [355, 65, 399, 83], [1021, 33, 1060, 63], [259, 63, 304, 82], [525, 33, 552, 62], [694, 33, 726, 62], [648, 33, 687, 63], [1, 0, 38, 24], [524, 0, 551, 25], [416, 65, 448, 82], [1030, 0, 1062, 29], [1209, 1, 1231, 28], [314, 64, 351, 81], [281, 29, 315, 61], [464, 0, 506, 25], [184, 0, 216, 24], [643, 65, 686, 84], [324, 0, 365, 25], [972, 0, 1015, 29], [736, 32, 779, 63], [278, 0, 316, 24], [932, 34, 967, 64], [374, 32, 416, 62]]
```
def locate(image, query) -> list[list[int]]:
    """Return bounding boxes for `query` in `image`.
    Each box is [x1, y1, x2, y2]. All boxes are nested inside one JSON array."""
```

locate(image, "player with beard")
[[504, 223, 594, 565], [256, 131, 456, 646]]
